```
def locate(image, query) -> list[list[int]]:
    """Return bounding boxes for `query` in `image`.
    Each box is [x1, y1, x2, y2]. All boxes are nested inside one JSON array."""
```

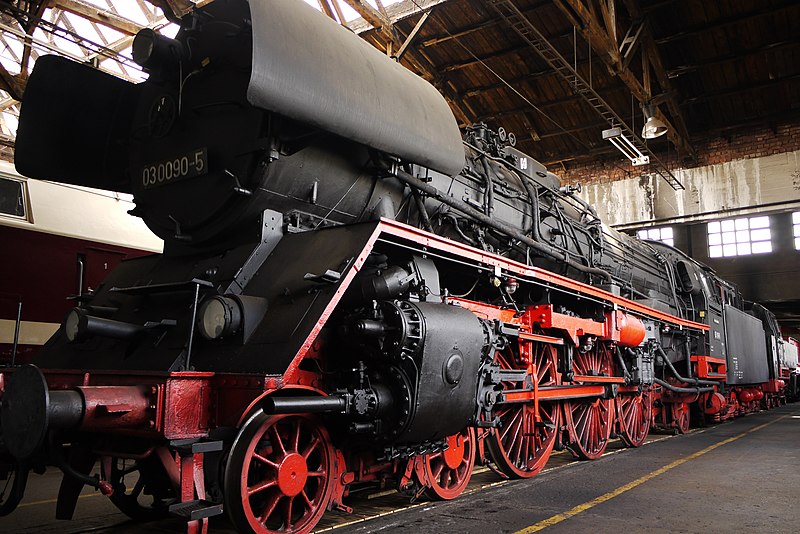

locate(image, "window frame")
[[636, 226, 675, 247], [0, 175, 31, 222], [707, 215, 772, 258]]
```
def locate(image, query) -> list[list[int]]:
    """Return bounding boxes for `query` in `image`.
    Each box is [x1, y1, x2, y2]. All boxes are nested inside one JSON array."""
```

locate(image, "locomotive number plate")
[[141, 148, 208, 189]]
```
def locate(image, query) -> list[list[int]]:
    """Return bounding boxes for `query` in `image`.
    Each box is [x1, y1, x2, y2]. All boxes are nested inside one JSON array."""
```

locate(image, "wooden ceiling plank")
[[480, 85, 618, 121], [654, 0, 798, 46], [391, 10, 475, 127], [667, 40, 800, 78], [395, 10, 430, 62], [54, 0, 143, 35], [599, 0, 617, 46], [680, 73, 800, 107], [318, 0, 337, 21], [148, 0, 195, 19], [330, 0, 347, 25], [341, 0, 395, 42], [374, 0, 389, 20], [55, 0, 146, 35], [419, 0, 550, 48]]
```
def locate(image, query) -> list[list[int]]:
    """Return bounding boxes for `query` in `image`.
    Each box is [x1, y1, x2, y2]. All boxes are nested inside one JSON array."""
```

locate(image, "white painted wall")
[[578, 149, 800, 228]]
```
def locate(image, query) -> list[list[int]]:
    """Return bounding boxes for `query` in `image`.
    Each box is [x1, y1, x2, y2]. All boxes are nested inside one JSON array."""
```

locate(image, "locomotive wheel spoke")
[[486, 343, 560, 479], [565, 344, 615, 460], [284, 497, 294, 530], [671, 402, 690, 434], [419, 428, 476, 500], [617, 387, 652, 447], [226, 411, 335, 534], [301, 436, 321, 459], [248, 479, 278, 496], [258, 494, 282, 524], [253, 453, 280, 470], [270, 426, 287, 455]]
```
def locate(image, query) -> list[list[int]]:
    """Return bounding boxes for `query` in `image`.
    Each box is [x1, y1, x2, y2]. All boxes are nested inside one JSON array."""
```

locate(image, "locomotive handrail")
[[110, 278, 214, 295]]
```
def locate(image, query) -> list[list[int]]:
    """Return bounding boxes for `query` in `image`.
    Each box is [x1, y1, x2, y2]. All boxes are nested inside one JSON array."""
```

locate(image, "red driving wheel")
[[617, 386, 653, 447], [564, 343, 615, 460], [418, 427, 477, 500], [225, 411, 335, 534], [486, 342, 560, 478]]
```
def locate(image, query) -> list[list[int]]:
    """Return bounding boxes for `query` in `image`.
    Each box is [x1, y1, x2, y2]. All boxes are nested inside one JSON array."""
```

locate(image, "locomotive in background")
[[0, 0, 795, 532]]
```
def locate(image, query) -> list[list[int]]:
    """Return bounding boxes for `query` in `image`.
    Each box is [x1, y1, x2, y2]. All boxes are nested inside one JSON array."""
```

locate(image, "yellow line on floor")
[[17, 491, 102, 508], [515, 414, 792, 533], [316, 432, 682, 532]]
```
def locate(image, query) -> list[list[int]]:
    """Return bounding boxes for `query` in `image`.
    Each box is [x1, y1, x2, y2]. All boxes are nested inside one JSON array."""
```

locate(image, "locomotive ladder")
[[488, 0, 685, 191]]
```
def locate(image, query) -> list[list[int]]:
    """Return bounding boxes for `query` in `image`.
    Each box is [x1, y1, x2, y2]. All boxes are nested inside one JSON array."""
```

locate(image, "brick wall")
[[558, 120, 800, 186]]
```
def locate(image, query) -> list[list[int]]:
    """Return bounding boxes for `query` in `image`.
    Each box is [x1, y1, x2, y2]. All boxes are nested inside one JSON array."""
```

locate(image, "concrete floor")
[[1, 403, 798, 533]]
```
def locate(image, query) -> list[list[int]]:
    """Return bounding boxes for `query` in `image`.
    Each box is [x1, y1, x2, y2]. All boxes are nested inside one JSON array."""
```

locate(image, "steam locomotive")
[[0, 1, 793, 532]]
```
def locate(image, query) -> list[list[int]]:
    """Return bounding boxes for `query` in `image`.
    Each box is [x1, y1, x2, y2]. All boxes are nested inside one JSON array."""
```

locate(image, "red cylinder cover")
[[752, 389, 764, 401], [737, 389, 754, 403], [617, 313, 646, 347], [704, 392, 726, 415]]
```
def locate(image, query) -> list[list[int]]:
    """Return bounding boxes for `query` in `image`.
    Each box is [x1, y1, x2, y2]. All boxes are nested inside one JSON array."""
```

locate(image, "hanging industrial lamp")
[[641, 103, 668, 139]]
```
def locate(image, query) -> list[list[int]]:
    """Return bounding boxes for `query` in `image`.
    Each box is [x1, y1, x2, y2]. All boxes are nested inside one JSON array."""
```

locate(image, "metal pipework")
[[65, 307, 144, 343], [654, 377, 714, 394], [655, 345, 718, 386], [392, 167, 613, 283], [263, 396, 348, 414]]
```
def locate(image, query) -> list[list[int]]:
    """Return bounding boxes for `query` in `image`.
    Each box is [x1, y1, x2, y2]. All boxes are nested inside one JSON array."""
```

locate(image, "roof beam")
[[0, 62, 25, 101], [341, 0, 396, 43], [145, 0, 196, 20], [395, 9, 430, 61], [318, 0, 337, 21], [54, 0, 144, 35], [553, 0, 694, 159]]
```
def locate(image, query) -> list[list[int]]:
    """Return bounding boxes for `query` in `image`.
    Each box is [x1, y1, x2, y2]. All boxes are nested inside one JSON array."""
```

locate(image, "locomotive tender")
[[0, 0, 792, 532]]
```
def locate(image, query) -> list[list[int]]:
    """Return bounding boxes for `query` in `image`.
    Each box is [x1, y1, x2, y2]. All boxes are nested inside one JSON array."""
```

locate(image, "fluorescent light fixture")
[[602, 127, 649, 166]]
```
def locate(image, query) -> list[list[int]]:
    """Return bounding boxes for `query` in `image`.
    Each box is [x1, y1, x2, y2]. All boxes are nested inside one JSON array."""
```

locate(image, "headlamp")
[[198, 296, 242, 340]]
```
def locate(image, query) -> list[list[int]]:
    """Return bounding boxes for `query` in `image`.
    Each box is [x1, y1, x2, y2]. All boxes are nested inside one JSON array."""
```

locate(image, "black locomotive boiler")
[[0, 1, 790, 533]]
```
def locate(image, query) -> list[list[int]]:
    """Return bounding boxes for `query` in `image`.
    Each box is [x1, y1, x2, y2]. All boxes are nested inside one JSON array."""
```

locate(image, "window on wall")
[[637, 226, 674, 246], [793, 212, 800, 250], [707, 216, 771, 258]]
